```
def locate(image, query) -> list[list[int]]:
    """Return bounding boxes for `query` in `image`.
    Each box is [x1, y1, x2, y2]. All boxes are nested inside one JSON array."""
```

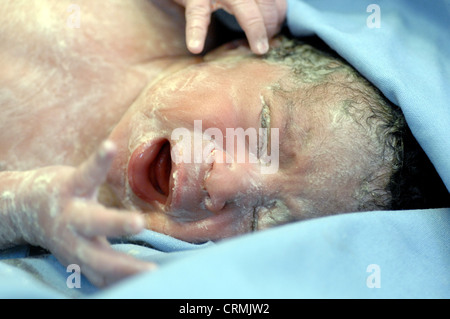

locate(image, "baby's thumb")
[[72, 141, 117, 197]]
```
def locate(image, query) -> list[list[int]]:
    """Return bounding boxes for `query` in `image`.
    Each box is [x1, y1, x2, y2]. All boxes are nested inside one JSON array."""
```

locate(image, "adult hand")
[[175, 0, 287, 55]]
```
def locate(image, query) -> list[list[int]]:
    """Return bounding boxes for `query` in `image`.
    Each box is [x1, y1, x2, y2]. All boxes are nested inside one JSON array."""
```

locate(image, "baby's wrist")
[[0, 169, 50, 248]]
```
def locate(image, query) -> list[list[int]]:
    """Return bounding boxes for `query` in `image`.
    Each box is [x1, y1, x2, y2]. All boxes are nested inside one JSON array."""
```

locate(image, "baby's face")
[[107, 43, 369, 242]]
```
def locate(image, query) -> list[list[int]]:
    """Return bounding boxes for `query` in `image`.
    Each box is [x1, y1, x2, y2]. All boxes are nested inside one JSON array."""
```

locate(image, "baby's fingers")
[[72, 141, 117, 198], [74, 237, 156, 287], [68, 201, 145, 238]]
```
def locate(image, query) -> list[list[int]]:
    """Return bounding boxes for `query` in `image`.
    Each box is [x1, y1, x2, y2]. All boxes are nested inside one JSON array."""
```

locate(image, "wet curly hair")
[[263, 35, 449, 210]]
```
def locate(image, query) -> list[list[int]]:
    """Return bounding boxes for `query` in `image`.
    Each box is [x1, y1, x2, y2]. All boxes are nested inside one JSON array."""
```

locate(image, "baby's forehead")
[[269, 81, 345, 145], [273, 78, 373, 150]]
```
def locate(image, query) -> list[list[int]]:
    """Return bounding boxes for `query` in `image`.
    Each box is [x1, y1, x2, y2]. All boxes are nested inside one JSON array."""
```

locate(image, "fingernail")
[[125, 215, 145, 234], [256, 38, 269, 55], [100, 140, 116, 158], [144, 263, 158, 271], [103, 140, 116, 151], [188, 38, 202, 53], [188, 29, 204, 54]]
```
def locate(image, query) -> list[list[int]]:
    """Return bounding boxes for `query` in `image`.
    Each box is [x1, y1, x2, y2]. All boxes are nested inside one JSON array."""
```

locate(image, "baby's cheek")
[[255, 198, 298, 230], [203, 151, 261, 212]]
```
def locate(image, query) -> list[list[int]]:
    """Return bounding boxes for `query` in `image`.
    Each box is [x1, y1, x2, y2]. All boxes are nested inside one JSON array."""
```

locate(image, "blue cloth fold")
[[1, 209, 449, 298]]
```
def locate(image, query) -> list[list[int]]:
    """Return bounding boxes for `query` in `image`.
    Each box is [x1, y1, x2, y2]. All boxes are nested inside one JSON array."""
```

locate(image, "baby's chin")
[[141, 206, 257, 243]]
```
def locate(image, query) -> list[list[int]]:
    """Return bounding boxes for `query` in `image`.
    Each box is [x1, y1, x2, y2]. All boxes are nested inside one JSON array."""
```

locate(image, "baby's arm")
[[175, 0, 287, 55], [0, 141, 154, 287]]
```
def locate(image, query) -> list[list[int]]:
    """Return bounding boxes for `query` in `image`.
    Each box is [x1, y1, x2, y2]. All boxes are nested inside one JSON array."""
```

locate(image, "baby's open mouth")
[[149, 140, 171, 197], [128, 139, 173, 205], [126, 137, 260, 241]]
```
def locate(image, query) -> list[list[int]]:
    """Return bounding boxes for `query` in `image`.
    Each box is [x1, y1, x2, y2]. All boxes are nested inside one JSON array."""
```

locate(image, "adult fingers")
[[225, 0, 268, 54], [184, 0, 212, 54], [255, 0, 281, 39], [275, 0, 287, 33], [71, 140, 117, 197], [276, 0, 287, 20]]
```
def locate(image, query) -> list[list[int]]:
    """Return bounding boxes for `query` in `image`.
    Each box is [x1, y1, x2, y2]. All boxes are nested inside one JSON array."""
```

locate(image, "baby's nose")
[[203, 150, 257, 212]]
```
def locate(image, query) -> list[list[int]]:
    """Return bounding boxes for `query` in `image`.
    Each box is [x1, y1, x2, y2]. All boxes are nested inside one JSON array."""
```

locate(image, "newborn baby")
[[108, 37, 400, 241], [2, 0, 437, 286]]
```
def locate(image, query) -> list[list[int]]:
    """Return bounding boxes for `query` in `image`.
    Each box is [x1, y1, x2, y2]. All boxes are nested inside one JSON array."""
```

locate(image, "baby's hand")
[[175, 0, 287, 55], [17, 141, 154, 287]]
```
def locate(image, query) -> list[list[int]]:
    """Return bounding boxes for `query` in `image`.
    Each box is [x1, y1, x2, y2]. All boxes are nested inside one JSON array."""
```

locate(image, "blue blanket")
[[1, 0, 449, 298]]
